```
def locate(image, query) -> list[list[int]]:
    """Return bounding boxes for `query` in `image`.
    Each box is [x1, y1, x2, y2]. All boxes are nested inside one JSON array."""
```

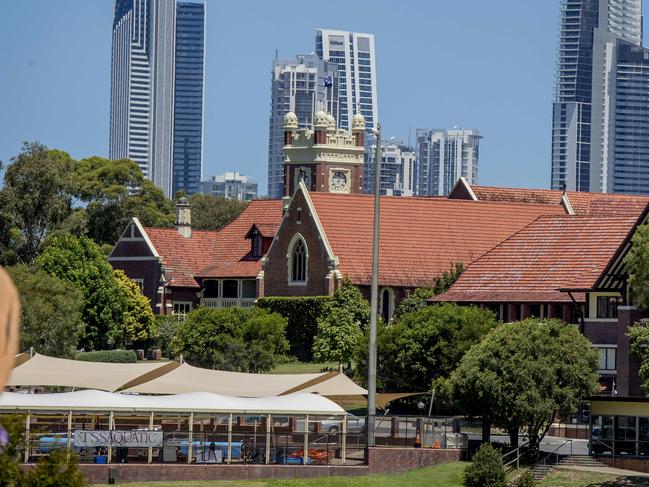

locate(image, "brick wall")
[[367, 447, 463, 475], [263, 190, 334, 297]]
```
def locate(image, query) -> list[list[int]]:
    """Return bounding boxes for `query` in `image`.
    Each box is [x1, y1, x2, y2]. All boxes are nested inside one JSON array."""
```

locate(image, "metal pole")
[[367, 122, 382, 448], [24, 413, 30, 463], [148, 412, 154, 464], [266, 414, 271, 465], [187, 412, 193, 464], [108, 411, 114, 464], [304, 414, 309, 464], [67, 410, 73, 455], [227, 413, 232, 464]]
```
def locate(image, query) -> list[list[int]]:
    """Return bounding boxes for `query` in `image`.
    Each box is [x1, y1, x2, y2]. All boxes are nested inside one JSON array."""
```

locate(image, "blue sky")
[[1, 1, 640, 195]]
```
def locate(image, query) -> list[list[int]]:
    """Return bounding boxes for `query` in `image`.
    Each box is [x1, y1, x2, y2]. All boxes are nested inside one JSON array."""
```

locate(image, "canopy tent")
[[122, 363, 330, 396], [7, 354, 368, 402], [7, 353, 179, 392], [0, 390, 345, 416]]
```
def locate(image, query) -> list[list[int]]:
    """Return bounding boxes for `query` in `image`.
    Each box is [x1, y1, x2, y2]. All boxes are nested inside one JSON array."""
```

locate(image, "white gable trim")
[[109, 217, 160, 259], [298, 180, 335, 261], [451, 177, 478, 201], [561, 193, 575, 215]]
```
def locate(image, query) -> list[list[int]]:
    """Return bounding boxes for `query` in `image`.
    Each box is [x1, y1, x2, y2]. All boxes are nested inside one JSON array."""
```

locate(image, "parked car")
[[321, 413, 366, 434]]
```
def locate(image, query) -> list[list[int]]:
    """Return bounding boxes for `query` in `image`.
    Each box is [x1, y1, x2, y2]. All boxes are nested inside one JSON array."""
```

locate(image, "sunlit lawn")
[[114, 461, 467, 487]]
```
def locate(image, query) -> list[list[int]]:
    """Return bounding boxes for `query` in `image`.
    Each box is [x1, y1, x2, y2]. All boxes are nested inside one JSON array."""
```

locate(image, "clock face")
[[330, 170, 349, 192]]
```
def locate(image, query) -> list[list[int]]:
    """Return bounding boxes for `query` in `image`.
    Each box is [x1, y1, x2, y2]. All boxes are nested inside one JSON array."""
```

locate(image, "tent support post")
[[342, 414, 347, 465], [24, 413, 30, 463], [148, 412, 154, 464], [187, 412, 193, 464], [108, 411, 114, 464], [66, 410, 73, 456], [304, 414, 309, 465], [266, 414, 271, 465], [227, 413, 233, 464]]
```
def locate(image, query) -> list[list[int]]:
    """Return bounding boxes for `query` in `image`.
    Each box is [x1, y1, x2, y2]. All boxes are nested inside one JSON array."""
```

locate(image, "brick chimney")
[[175, 197, 191, 238]]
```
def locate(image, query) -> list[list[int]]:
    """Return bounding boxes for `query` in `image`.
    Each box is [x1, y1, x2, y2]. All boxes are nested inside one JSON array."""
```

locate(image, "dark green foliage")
[[463, 443, 506, 487], [36, 235, 126, 350], [396, 262, 464, 317], [22, 449, 87, 487], [625, 223, 649, 310], [256, 296, 331, 361], [0, 142, 77, 265], [173, 307, 288, 372], [0, 415, 25, 487], [7, 264, 85, 358], [76, 349, 137, 363], [187, 193, 248, 231], [450, 318, 599, 450], [358, 303, 497, 392]]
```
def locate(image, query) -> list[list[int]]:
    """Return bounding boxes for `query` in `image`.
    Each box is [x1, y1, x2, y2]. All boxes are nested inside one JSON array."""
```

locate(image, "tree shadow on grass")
[[590, 478, 649, 486]]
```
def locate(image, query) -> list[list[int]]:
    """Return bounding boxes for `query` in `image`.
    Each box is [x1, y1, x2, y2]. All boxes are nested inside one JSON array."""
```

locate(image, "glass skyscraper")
[[173, 2, 205, 196], [266, 54, 339, 198], [315, 29, 378, 130], [415, 129, 480, 196], [110, 0, 205, 198], [551, 0, 648, 194]]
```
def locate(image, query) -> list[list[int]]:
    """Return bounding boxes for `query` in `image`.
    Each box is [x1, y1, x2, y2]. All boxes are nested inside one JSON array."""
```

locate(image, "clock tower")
[[282, 110, 365, 196]]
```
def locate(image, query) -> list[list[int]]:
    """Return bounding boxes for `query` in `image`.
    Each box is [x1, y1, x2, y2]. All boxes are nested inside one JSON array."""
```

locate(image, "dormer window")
[[251, 229, 263, 258]]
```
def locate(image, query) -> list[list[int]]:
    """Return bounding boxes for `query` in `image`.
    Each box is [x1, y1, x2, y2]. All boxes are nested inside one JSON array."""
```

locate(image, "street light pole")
[[367, 122, 381, 448]]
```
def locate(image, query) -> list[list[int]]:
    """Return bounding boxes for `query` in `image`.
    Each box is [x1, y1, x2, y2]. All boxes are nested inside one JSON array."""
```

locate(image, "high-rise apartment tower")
[[415, 129, 480, 196], [110, 0, 205, 197], [551, 0, 649, 194], [316, 29, 378, 130]]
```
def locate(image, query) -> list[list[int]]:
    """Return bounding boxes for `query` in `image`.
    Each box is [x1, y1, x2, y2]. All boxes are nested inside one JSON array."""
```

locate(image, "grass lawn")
[[270, 361, 336, 374], [538, 468, 643, 486], [114, 461, 467, 487]]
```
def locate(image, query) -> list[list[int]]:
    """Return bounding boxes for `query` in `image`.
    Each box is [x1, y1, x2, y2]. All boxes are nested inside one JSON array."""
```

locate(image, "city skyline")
[[5, 1, 644, 195], [550, 0, 649, 194]]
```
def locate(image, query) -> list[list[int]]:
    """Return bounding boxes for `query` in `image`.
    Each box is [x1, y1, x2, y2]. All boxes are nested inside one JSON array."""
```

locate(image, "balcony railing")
[[201, 298, 256, 309]]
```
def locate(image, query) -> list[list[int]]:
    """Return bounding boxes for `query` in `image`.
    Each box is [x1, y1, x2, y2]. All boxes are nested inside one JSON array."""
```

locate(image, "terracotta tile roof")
[[308, 193, 567, 287], [471, 185, 649, 217], [197, 200, 284, 279], [433, 215, 639, 304], [144, 228, 219, 288]]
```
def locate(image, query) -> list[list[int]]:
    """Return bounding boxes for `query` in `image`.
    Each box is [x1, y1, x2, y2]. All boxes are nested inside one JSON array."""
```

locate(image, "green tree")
[[187, 193, 248, 231], [173, 307, 288, 372], [113, 269, 155, 346], [363, 303, 497, 393], [0, 142, 76, 264], [629, 320, 649, 393], [450, 318, 599, 451], [35, 235, 125, 350], [625, 223, 649, 310], [151, 315, 183, 359], [0, 415, 25, 487], [396, 262, 464, 316], [312, 282, 370, 370], [7, 265, 84, 358]]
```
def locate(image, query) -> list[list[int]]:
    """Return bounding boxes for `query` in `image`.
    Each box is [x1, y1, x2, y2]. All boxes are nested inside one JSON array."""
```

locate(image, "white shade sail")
[[6, 353, 178, 392], [0, 390, 345, 416]]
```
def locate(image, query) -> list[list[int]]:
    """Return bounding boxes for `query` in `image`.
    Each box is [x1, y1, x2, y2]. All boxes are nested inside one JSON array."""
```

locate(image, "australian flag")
[[324, 75, 333, 88]]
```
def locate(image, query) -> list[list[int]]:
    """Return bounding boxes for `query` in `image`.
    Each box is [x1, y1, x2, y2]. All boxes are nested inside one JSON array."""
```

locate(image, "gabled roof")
[[197, 200, 284, 279], [461, 183, 649, 217], [144, 227, 219, 287], [433, 215, 640, 304], [307, 192, 567, 287], [244, 222, 278, 239]]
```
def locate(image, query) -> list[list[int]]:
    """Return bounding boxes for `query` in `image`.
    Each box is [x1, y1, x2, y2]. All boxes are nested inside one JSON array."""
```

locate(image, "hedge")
[[76, 349, 137, 363], [256, 296, 331, 361]]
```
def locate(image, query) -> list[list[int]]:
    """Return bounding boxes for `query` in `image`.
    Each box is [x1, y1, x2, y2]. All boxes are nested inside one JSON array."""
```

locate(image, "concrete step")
[[557, 455, 606, 467], [532, 464, 555, 481]]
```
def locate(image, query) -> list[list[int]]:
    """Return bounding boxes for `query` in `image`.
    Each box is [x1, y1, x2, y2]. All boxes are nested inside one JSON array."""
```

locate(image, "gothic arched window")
[[289, 236, 308, 283]]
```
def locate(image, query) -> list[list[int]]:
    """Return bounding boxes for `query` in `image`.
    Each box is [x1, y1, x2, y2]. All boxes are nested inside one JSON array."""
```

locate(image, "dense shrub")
[[515, 470, 536, 487], [76, 349, 137, 363], [463, 443, 507, 487], [22, 449, 87, 487], [256, 296, 330, 361]]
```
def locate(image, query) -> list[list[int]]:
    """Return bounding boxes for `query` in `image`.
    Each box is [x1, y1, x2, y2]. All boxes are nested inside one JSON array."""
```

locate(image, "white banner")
[[74, 430, 163, 448]]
